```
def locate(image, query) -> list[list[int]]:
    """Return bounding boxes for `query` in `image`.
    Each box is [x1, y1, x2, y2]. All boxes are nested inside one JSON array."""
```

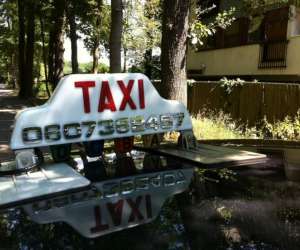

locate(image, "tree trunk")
[[92, 43, 99, 73], [17, 0, 26, 97], [161, 2, 194, 247], [23, 0, 36, 98], [67, 2, 78, 73], [40, 16, 51, 98], [48, 0, 66, 89], [53, 0, 65, 88], [109, 0, 123, 73], [48, 29, 54, 88], [144, 49, 152, 79], [53, 24, 65, 88], [11, 54, 17, 89], [123, 47, 127, 72], [92, 0, 103, 74], [18, 0, 36, 98], [160, 0, 190, 106]]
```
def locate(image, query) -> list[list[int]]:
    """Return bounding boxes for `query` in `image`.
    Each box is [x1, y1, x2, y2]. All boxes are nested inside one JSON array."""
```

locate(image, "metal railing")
[[245, 0, 300, 13], [258, 0, 300, 8], [258, 40, 288, 69], [288, 0, 300, 6], [263, 0, 300, 11]]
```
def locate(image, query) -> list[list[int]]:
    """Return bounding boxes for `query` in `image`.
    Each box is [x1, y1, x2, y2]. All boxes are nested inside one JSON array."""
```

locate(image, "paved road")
[[0, 84, 31, 161]]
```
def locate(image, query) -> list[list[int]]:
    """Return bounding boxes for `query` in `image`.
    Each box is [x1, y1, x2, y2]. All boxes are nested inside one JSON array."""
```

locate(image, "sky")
[[64, 37, 91, 63], [64, 36, 110, 65]]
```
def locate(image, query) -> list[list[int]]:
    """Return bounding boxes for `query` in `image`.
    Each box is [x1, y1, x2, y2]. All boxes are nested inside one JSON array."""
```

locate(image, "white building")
[[187, 0, 300, 82]]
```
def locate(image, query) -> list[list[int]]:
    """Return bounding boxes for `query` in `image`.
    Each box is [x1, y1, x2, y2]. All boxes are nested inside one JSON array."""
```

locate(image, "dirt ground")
[[1, 85, 300, 250], [0, 84, 32, 161], [0, 84, 28, 162]]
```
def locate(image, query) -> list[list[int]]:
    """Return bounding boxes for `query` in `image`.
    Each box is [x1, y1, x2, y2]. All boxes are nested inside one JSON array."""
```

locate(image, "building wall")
[[288, 6, 300, 37], [187, 35, 300, 76]]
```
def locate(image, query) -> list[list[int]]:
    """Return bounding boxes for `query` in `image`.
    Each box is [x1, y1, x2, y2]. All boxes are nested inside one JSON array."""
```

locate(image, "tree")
[[17, 0, 25, 94], [78, 0, 109, 73], [66, 0, 78, 73], [48, 0, 66, 89], [143, 0, 161, 79], [110, 0, 123, 73], [160, 0, 190, 106], [23, 0, 36, 97], [38, 5, 51, 97], [122, 0, 161, 74], [1, 0, 18, 88], [18, 0, 36, 98], [160, 1, 236, 105]]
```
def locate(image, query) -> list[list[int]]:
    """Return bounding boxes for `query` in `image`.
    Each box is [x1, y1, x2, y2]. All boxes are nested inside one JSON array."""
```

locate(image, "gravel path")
[[0, 84, 31, 161]]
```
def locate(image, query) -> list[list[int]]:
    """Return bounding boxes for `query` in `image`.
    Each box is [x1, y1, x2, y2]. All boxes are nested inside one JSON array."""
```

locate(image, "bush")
[[82, 62, 109, 73], [260, 112, 300, 140]]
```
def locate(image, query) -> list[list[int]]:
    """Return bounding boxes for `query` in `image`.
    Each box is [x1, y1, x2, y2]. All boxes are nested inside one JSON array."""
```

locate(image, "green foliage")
[[192, 106, 300, 143], [122, 0, 161, 68], [78, 0, 110, 52], [82, 62, 109, 73], [220, 77, 245, 94], [192, 108, 300, 141], [260, 112, 300, 140], [194, 167, 237, 184], [63, 61, 72, 75], [32, 81, 53, 98], [0, 0, 18, 85], [64, 61, 109, 74], [190, 6, 236, 46], [128, 55, 161, 79]]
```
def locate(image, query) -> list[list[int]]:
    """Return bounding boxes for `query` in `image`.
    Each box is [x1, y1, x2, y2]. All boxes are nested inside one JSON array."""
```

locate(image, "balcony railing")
[[258, 40, 288, 69], [251, 0, 300, 9], [242, 0, 300, 15], [289, 0, 300, 5]]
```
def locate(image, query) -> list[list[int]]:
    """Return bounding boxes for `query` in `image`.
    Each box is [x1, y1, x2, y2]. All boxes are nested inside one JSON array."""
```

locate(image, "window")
[[263, 6, 289, 42], [256, 7, 289, 68], [224, 18, 250, 47], [213, 18, 250, 48], [248, 15, 264, 43], [258, 41, 288, 68]]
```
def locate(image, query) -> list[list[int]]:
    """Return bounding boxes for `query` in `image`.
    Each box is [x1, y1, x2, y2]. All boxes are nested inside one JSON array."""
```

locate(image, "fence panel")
[[188, 81, 300, 125]]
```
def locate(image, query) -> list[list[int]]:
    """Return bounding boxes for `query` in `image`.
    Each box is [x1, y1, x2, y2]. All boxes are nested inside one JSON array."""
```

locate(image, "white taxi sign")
[[10, 73, 192, 150]]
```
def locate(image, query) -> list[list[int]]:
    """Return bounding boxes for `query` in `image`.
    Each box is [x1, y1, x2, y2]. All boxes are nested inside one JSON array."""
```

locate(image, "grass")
[[64, 61, 109, 75], [191, 111, 258, 140], [190, 110, 300, 141]]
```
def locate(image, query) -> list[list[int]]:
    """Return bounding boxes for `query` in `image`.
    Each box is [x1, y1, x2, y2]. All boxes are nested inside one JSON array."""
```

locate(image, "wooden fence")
[[187, 81, 300, 125]]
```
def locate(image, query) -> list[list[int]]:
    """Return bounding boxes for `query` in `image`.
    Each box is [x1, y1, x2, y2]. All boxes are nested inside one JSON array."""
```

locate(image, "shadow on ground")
[[0, 86, 41, 161], [182, 169, 300, 250]]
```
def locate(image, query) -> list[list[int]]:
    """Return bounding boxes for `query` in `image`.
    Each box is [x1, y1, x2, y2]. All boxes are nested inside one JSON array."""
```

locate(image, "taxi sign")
[[10, 73, 192, 150]]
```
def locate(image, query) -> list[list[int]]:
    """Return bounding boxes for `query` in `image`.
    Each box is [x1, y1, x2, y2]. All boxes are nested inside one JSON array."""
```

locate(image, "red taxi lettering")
[[107, 200, 124, 226], [117, 80, 136, 110], [90, 205, 109, 233], [75, 79, 145, 113], [75, 81, 95, 113], [145, 194, 152, 218], [98, 81, 117, 112], [90, 195, 152, 234], [138, 79, 145, 109], [127, 196, 144, 222]]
